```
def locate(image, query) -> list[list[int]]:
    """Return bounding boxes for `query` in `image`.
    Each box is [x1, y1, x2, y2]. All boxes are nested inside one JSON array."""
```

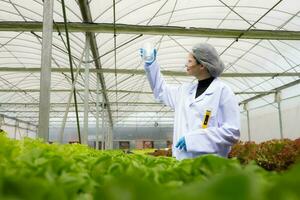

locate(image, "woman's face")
[[186, 53, 202, 77]]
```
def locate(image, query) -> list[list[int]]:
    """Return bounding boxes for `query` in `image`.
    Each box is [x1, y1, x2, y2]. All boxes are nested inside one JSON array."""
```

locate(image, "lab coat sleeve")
[[144, 61, 181, 109], [185, 87, 240, 153]]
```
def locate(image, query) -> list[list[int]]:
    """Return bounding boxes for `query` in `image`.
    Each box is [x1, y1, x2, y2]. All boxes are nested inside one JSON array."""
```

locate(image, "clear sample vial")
[[142, 42, 154, 63]]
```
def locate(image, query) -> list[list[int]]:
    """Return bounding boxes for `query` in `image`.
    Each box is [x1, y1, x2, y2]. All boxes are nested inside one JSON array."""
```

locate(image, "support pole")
[[96, 71, 100, 150], [0, 115, 3, 128], [38, 0, 54, 141], [26, 123, 29, 137], [14, 121, 18, 139], [275, 92, 284, 139], [105, 110, 110, 149], [102, 104, 106, 150], [243, 103, 251, 141], [107, 118, 113, 149], [83, 34, 90, 144]]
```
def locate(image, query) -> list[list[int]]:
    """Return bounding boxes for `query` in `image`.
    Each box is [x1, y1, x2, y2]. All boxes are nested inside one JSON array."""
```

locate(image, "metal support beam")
[[0, 102, 161, 106], [0, 110, 173, 113], [83, 34, 90, 144], [63, 115, 174, 119], [275, 92, 284, 139], [106, 115, 112, 149], [96, 70, 100, 150], [0, 88, 276, 95], [0, 115, 4, 128], [38, 0, 54, 141], [1, 21, 300, 40], [2, 119, 174, 123], [101, 96, 105, 150], [235, 91, 276, 95], [61, 0, 82, 143], [0, 88, 152, 94], [246, 109, 251, 141], [26, 123, 29, 137], [0, 67, 299, 77], [14, 121, 18, 139], [78, 0, 114, 129], [243, 103, 251, 141]]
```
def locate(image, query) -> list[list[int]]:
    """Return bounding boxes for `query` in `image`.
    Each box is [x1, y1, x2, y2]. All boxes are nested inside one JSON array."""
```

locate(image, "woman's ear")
[[199, 63, 205, 69], [200, 64, 209, 73]]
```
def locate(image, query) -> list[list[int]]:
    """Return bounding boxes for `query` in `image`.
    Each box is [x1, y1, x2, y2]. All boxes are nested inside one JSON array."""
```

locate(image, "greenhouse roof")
[[0, 0, 299, 129]]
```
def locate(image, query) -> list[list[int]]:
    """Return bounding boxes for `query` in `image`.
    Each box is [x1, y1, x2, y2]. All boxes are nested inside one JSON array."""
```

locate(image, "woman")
[[141, 43, 240, 160]]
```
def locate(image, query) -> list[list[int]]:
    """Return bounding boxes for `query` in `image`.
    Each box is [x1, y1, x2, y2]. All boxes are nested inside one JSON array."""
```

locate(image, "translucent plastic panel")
[[248, 104, 282, 142], [0, 0, 42, 21], [280, 96, 300, 139]]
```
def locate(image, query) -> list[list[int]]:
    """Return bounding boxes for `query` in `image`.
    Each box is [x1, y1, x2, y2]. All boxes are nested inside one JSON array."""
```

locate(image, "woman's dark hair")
[[193, 55, 201, 64]]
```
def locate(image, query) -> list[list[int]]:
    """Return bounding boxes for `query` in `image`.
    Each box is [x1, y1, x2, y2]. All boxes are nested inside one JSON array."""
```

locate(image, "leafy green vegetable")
[[0, 132, 299, 200]]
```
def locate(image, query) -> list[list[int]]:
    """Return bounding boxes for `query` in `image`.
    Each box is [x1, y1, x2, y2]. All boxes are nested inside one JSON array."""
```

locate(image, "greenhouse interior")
[[0, 0, 299, 199]]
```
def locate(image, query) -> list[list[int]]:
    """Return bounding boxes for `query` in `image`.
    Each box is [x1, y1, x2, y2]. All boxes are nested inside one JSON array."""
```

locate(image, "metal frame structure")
[[0, 67, 299, 77], [0, 0, 299, 144], [37, 0, 54, 141], [78, 0, 114, 148], [1, 21, 300, 40]]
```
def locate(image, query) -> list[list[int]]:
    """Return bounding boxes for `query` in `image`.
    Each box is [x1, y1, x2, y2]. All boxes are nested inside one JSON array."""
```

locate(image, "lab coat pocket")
[[190, 107, 215, 131], [200, 108, 216, 129]]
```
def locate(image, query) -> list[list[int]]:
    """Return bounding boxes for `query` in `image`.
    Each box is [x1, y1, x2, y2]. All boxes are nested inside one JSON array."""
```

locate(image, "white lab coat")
[[144, 61, 240, 160]]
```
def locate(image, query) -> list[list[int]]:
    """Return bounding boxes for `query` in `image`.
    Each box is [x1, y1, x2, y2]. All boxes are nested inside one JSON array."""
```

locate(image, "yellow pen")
[[202, 109, 211, 129]]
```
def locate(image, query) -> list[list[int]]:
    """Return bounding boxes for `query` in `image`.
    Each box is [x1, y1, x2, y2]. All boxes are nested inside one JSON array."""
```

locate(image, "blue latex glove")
[[139, 48, 157, 66], [175, 136, 187, 151]]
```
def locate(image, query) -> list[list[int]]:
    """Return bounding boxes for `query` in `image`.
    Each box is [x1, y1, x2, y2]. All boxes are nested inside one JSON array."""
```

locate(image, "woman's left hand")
[[175, 136, 187, 151]]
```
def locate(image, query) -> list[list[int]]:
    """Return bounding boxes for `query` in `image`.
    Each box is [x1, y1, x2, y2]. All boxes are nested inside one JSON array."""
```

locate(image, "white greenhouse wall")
[[240, 95, 300, 142]]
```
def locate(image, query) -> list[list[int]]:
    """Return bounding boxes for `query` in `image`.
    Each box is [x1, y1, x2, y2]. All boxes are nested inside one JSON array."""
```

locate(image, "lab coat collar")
[[188, 77, 220, 104], [188, 82, 197, 94]]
